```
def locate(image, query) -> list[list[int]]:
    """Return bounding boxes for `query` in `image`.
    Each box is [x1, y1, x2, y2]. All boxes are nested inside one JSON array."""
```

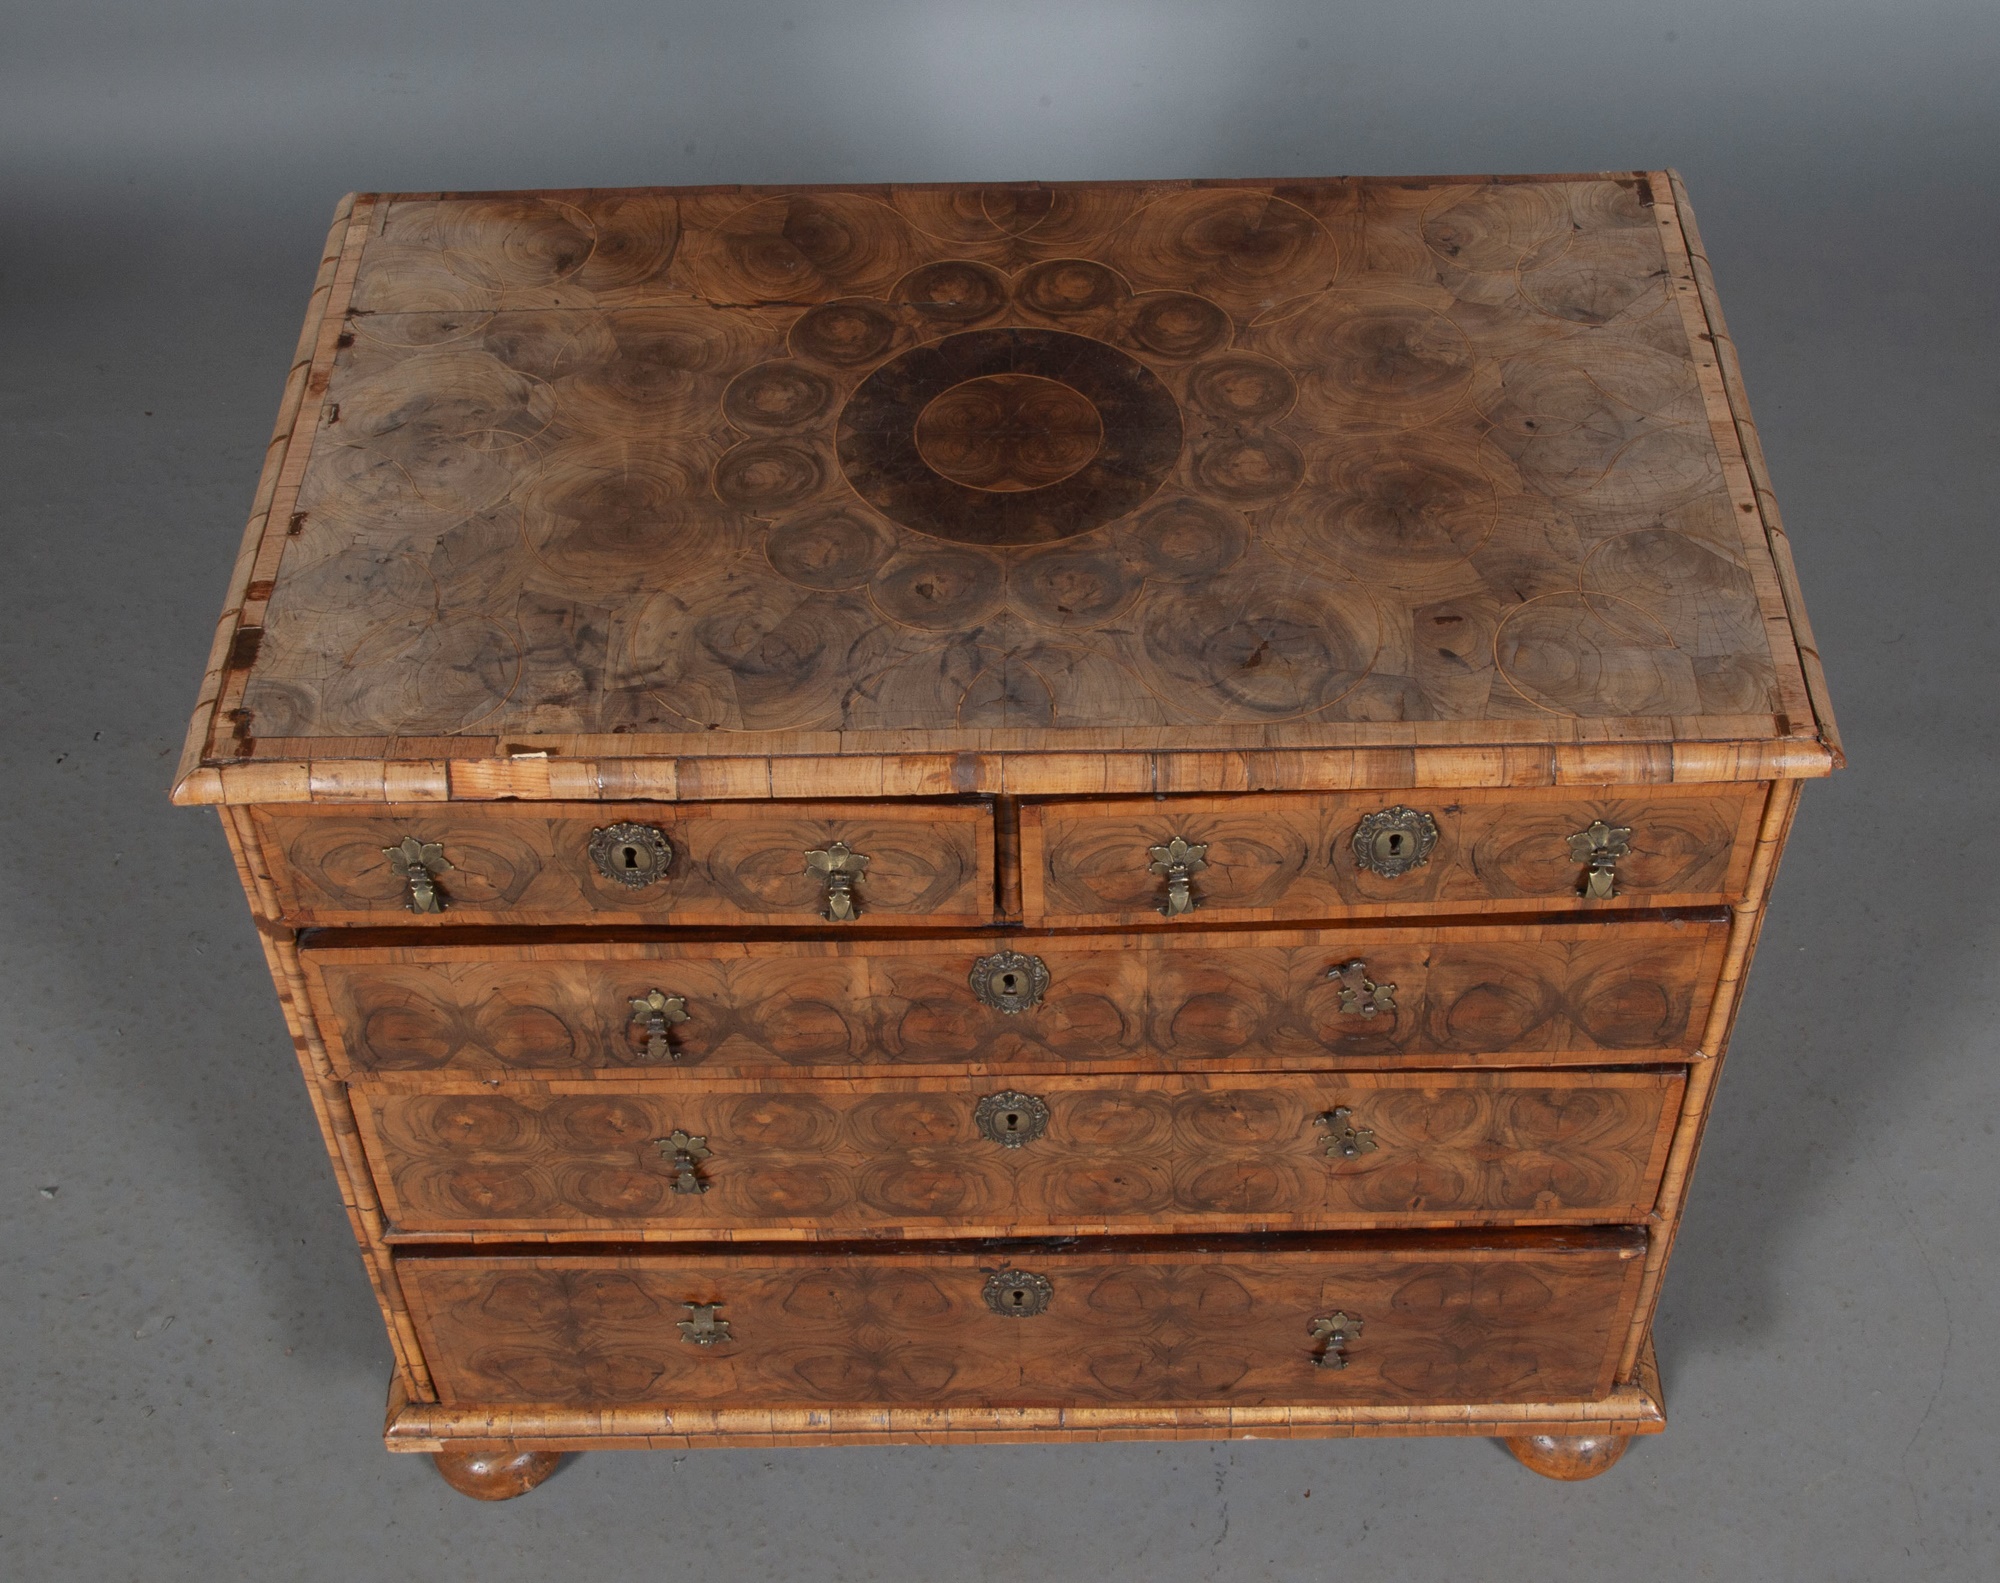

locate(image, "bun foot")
[[431, 1446, 564, 1500], [1502, 1433, 1631, 1481]]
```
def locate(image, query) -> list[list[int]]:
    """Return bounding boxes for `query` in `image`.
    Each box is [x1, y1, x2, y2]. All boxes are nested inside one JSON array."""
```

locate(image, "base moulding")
[[383, 1337, 1664, 1455]]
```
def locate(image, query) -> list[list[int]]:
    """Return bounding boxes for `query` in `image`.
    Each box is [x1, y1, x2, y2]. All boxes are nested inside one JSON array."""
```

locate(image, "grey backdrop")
[[4, 3, 1996, 1578]]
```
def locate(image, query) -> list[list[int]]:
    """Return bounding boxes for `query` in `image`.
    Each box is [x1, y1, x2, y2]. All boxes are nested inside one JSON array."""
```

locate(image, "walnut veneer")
[[176, 171, 1836, 1496]]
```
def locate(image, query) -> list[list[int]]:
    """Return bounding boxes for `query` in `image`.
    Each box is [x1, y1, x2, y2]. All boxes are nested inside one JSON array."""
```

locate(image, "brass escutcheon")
[[1315, 1106, 1379, 1160], [974, 1090, 1050, 1148], [1567, 820, 1633, 900], [983, 1270, 1054, 1317], [969, 950, 1049, 1015], [1307, 1310, 1363, 1369], [677, 1303, 732, 1346], [628, 989, 691, 1061], [1147, 834, 1209, 918], [381, 836, 451, 914], [804, 840, 870, 922], [589, 822, 674, 889], [1350, 806, 1438, 879], [1327, 960, 1395, 1017], [654, 1129, 712, 1194]]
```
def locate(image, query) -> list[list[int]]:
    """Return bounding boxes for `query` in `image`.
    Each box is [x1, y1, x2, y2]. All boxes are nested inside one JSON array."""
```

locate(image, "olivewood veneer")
[[302, 918, 1728, 1079], [355, 1068, 1684, 1239], [176, 170, 1836, 1493]]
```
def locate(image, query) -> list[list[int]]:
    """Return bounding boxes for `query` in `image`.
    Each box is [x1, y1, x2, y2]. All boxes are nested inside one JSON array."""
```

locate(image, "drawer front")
[[357, 1068, 1684, 1239], [1022, 786, 1764, 927], [305, 917, 1728, 1079], [252, 801, 995, 926], [399, 1230, 1647, 1409]]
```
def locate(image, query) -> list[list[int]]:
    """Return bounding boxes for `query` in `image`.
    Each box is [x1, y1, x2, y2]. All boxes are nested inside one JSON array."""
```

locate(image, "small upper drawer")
[[251, 801, 995, 927], [1021, 786, 1764, 928]]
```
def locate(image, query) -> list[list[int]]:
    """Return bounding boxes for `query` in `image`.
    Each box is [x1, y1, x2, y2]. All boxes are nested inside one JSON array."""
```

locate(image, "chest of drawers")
[[174, 171, 1837, 1497]]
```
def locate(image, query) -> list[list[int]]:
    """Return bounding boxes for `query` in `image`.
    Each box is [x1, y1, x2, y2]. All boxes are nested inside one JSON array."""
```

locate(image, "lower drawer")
[[358, 1068, 1684, 1239], [398, 1230, 1648, 1410]]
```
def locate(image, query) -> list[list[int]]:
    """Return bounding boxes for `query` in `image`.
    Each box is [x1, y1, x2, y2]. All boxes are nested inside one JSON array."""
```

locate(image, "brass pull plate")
[[677, 1303, 732, 1346], [1568, 820, 1633, 899], [654, 1128, 712, 1194], [805, 840, 870, 922], [590, 822, 674, 888], [1147, 834, 1209, 918], [1315, 1106, 1379, 1160], [1308, 1311, 1363, 1369], [975, 1090, 1050, 1148], [382, 836, 450, 914], [629, 989, 691, 1061], [983, 1270, 1054, 1317], [1327, 960, 1395, 1016], [970, 950, 1049, 1015], [1350, 806, 1438, 879]]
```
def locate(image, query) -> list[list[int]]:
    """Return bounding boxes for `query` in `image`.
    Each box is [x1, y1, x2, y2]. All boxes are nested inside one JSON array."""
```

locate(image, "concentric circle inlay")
[[836, 327, 1181, 546]]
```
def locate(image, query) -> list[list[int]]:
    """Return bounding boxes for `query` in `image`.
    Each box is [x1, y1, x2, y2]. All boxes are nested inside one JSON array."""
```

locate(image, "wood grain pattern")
[[1022, 784, 1760, 925], [252, 799, 994, 925], [381, 1333, 1668, 1449], [1616, 775, 1800, 1379], [398, 1231, 1648, 1410], [303, 918, 1729, 1080], [171, 173, 1834, 808], [354, 1068, 1684, 1239], [430, 1446, 563, 1499], [217, 807, 439, 1403], [1503, 1431, 1631, 1480], [170, 170, 1839, 1478], [1664, 170, 1840, 765]]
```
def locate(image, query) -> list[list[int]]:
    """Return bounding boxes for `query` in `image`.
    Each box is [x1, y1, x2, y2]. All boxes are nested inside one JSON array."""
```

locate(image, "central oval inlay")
[[836, 327, 1183, 546], [914, 374, 1105, 492]]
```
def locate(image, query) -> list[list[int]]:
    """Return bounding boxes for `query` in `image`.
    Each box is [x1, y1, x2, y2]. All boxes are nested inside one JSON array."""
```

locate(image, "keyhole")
[[1009, 1288, 1027, 1308], [621, 845, 640, 870], [1003, 1111, 1022, 1133], [1000, 972, 1020, 995], [1387, 833, 1404, 854]]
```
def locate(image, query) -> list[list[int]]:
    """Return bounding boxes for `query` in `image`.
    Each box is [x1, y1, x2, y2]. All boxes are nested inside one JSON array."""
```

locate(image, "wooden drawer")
[[304, 916, 1728, 1079], [251, 800, 995, 926], [356, 1067, 1684, 1240], [1021, 786, 1764, 927], [398, 1230, 1648, 1409]]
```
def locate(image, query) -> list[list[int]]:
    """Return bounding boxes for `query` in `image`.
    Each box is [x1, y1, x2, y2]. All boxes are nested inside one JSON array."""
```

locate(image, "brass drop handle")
[[654, 1128, 712, 1194], [1147, 835, 1209, 918], [677, 1302, 732, 1346], [1327, 959, 1395, 1016], [975, 1090, 1050, 1148], [1307, 1310, 1363, 1369], [382, 836, 451, 914], [983, 1270, 1054, 1317], [629, 989, 691, 1061], [1568, 820, 1633, 900], [805, 840, 869, 922], [1314, 1106, 1379, 1160]]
